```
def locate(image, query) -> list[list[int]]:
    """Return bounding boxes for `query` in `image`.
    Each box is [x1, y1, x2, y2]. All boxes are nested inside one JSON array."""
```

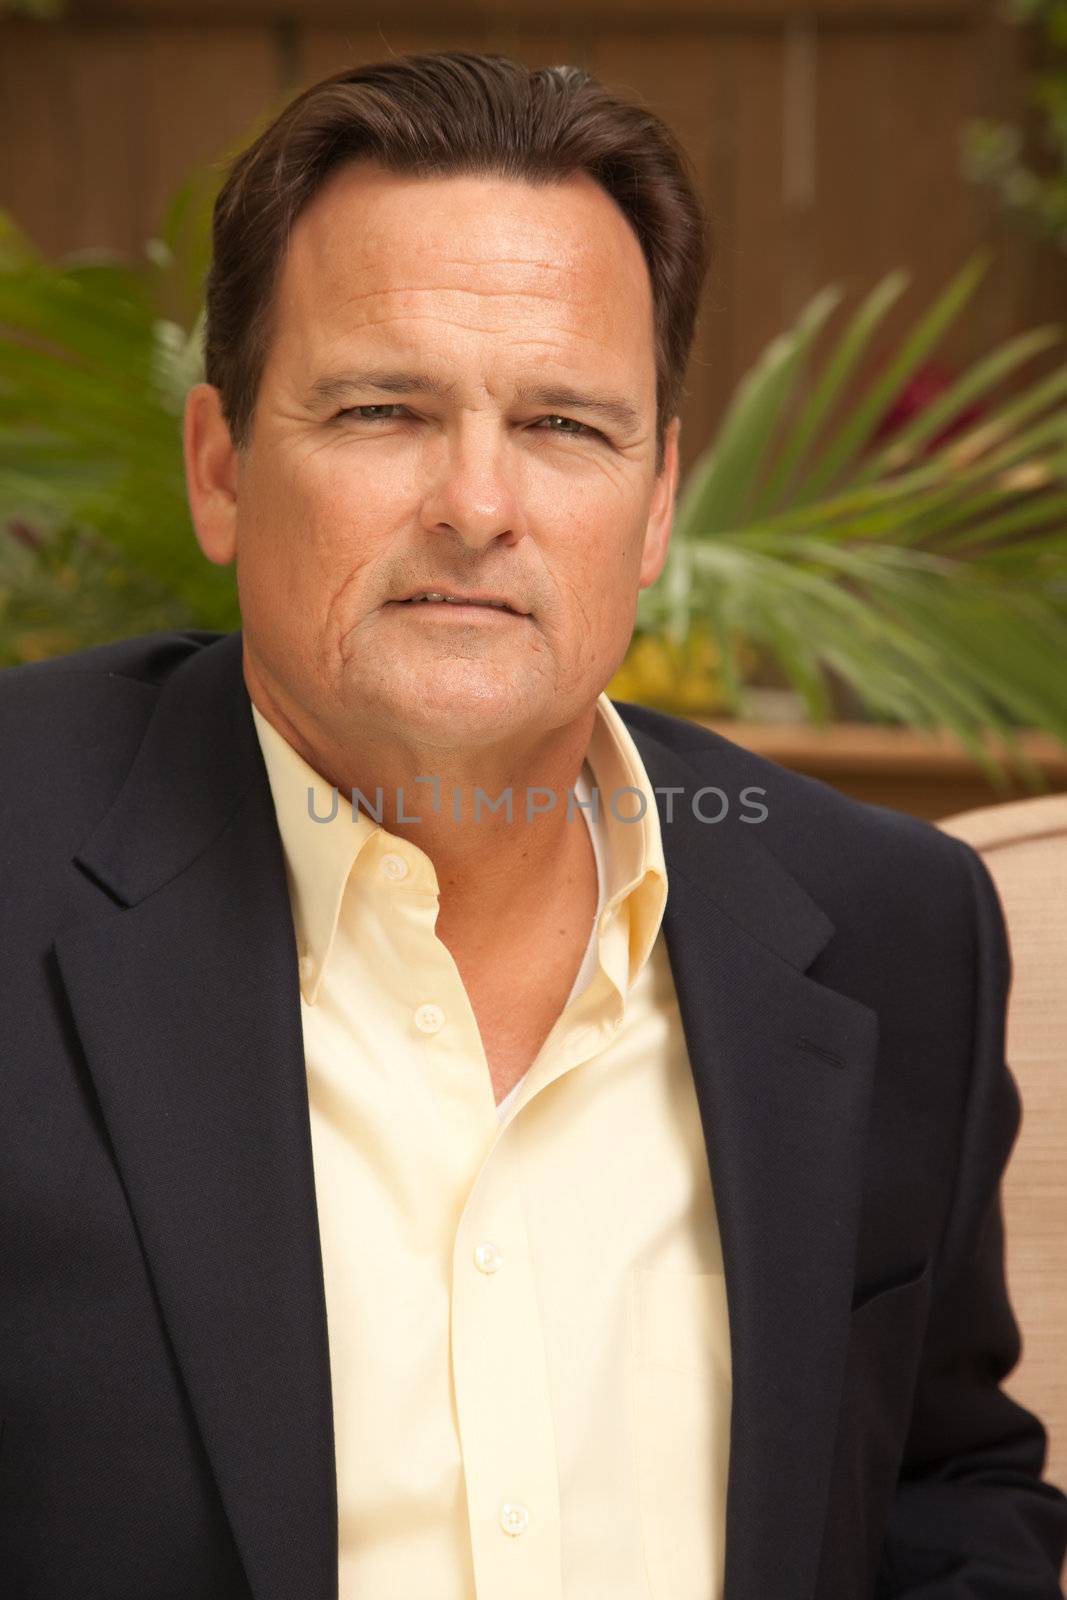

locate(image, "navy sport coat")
[[2, 628, 1066, 1599]]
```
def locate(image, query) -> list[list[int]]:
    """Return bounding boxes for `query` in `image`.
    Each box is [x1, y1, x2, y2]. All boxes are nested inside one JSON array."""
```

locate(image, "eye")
[[337, 404, 407, 422], [536, 414, 600, 439]]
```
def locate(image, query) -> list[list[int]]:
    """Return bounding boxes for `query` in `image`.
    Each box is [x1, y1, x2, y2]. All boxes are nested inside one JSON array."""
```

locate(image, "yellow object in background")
[[608, 627, 749, 716]]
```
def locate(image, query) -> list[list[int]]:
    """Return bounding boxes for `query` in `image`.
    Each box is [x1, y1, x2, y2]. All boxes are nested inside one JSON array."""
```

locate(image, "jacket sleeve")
[[874, 838, 1067, 1597]]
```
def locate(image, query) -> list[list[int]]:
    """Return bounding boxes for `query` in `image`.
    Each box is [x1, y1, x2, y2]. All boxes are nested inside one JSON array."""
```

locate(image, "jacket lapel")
[[53, 632, 337, 1600], [625, 716, 879, 1600]]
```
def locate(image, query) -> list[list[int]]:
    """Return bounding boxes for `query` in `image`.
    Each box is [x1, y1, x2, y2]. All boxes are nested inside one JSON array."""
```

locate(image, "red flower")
[[868, 361, 986, 455]]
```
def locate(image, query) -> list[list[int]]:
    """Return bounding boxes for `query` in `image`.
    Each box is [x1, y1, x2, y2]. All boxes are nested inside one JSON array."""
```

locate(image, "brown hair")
[[204, 51, 709, 472]]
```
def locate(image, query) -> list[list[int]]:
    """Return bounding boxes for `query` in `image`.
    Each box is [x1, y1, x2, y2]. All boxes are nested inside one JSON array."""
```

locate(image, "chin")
[[375, 673, 531, 744]]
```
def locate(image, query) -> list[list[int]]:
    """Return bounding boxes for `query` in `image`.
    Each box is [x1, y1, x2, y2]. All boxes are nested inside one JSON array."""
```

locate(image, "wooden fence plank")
[[135, 24, 281, 243], [0, 19, 280, 258], [298, 20, 581, 86], [813, 24, 979, 364], [1, 23, 85, 258]]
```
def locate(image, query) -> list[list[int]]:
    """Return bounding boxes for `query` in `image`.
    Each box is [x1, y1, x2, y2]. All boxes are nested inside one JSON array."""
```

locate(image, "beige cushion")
[[937, 795, 1067, 1515]]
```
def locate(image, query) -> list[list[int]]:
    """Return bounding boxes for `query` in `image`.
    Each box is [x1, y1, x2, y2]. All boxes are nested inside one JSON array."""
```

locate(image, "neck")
[[246, 663, 600, 940]]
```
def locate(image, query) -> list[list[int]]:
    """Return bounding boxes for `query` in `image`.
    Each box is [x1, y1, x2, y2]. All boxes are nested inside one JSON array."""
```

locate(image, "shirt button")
[[380, 852, 408, 881], [473, 1241, 503, 1274], [414, 1003, 445, 1034], [499, 1501, 529, 1537]]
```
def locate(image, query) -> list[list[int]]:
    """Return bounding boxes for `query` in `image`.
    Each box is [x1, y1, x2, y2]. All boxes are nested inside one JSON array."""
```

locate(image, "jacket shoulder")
[[0, 629, 225, 698], [613, 697, 981, 910], [0, 630, 229, 813]]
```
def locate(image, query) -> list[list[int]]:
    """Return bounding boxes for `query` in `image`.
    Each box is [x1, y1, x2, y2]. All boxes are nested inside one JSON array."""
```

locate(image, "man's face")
[[190, 159, 679, 753]]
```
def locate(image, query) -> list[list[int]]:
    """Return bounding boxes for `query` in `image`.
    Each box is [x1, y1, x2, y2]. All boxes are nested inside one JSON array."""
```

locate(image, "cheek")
[[303, 444, 420, 542], [554, 507, 646, 607], [544, 520, 644, 681], [242, 448, 399, 591], [586, 521, 647, 642]]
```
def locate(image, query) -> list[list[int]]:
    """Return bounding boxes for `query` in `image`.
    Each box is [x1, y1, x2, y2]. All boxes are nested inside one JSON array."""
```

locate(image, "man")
[[1, 50, 1064, 1600]]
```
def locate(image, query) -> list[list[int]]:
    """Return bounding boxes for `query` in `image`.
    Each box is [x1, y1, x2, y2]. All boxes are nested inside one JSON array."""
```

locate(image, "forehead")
[[268, 160, 656, 385]]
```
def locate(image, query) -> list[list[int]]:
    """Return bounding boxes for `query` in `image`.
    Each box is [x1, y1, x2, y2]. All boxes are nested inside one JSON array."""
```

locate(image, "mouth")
[[388, 590, 529, 618]]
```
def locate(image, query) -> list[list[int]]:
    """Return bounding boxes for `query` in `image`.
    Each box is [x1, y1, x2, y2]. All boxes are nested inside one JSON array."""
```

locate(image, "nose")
[[418, 415, 525, 549]]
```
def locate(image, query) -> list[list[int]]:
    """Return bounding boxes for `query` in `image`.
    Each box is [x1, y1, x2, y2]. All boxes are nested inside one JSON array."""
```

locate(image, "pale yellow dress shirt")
[[251, 693, 731, 1600]]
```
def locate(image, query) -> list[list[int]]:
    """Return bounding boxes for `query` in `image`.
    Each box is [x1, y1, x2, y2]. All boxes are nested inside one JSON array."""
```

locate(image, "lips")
[[393, 590, 525, 615]]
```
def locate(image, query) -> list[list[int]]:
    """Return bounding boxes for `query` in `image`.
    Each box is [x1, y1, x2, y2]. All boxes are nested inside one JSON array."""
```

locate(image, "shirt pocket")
[[629, 1267, 731, 1600]]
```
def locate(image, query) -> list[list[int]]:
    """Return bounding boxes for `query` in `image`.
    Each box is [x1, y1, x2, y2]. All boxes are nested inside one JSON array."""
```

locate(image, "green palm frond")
[[0, 213, 235, 653], [643, 251, 1067, 788], [0, 99, 301, 665]]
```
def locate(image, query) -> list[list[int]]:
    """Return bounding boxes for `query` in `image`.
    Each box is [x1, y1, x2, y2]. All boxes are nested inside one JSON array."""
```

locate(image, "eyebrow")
[[306, 369, 644, 438]]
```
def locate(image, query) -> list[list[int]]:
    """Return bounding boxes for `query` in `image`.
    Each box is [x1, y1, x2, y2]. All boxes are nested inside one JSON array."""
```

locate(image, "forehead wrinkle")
[[432, 254, 584, 276], [312, 309, 614, 349], [333, 282, 587, 308], [322, 314, 589, 342]]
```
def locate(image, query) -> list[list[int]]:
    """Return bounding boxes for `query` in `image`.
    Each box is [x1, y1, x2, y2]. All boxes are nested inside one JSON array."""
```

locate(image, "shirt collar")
[[585, 693, 668, 989], [251, 694, 667, 1006]]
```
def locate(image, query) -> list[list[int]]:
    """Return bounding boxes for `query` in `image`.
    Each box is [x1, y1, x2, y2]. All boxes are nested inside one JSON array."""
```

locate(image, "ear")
[[638, 414, 681, 589], [183, 382, 239, 566]]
